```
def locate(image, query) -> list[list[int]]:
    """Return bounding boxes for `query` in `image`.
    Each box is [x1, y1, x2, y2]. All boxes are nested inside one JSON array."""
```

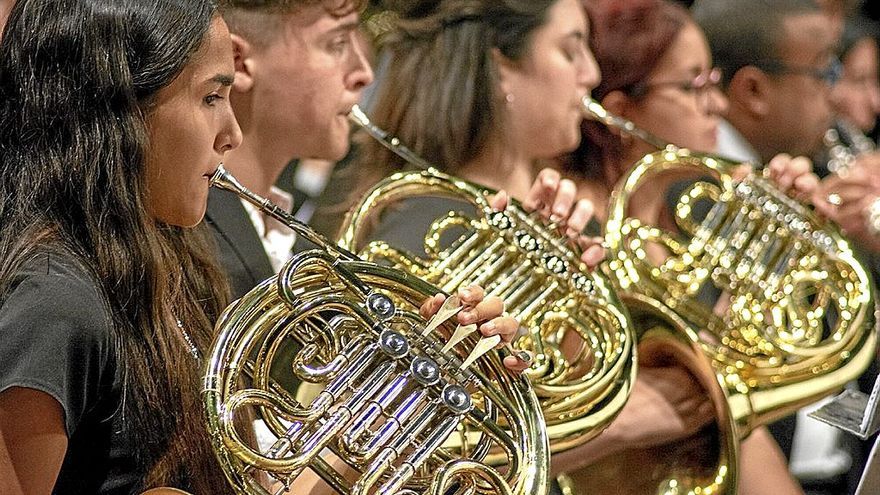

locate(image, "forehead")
[[653, 21, 710, 73], [192, 17, 234, 67], [537, 0, 588, 38], [281, 3, 358, 40]]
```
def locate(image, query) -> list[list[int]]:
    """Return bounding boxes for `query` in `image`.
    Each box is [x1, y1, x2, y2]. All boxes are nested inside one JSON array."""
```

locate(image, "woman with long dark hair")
[[0, 2, 521, 493], [0, 1, 243, 492]]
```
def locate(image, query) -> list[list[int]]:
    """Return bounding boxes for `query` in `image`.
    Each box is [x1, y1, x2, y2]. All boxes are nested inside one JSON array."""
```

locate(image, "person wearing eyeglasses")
[[692, 0, 857, 488], [556, 1, 809, 493], [693, 0, 839, 167]]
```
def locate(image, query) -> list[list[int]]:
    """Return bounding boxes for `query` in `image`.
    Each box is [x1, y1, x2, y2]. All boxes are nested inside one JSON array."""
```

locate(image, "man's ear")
[[727, 66, 772, 118], [231, 33, 255, 93]]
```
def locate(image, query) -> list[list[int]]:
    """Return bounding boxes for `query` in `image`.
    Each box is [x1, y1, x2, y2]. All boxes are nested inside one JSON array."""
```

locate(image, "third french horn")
[[572, 97, 878, 494]]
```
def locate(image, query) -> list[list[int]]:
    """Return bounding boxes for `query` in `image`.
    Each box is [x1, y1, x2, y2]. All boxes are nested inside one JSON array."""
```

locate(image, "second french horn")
[[339, 106, 637, 454]]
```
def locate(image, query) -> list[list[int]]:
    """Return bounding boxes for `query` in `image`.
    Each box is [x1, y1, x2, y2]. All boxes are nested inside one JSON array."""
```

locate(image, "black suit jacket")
[[205, 188, 307, 394], [204, 188, 274, 300]]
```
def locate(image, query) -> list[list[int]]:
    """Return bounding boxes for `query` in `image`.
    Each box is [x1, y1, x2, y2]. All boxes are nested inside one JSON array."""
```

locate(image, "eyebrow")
[[325, 19, 360, 37], [211, 74, 234, 86], [565, 30, 587, 41]]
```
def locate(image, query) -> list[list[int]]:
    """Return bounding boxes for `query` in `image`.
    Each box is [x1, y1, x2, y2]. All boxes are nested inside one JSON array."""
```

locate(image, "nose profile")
[[707, 86, 729, 116], [580, 50, 601, 94], [217, 108, 243, 154], [348, 31, 375, 92]]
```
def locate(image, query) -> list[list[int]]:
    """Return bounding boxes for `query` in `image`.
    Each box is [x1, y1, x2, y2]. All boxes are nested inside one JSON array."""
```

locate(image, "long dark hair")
[[0, 0, 231, 492]]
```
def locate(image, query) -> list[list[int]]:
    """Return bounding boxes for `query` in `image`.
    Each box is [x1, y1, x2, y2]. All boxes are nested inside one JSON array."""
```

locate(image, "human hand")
[[815, 154, 880, 251], [605, 365, 715, 449], [489, 168, 605, 268], [763, 154, 821, 202], [420, 286, 529, 372]]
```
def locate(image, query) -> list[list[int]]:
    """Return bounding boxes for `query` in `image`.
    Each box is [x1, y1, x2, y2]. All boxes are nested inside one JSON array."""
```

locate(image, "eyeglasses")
[[627, 67, 723, 99], [756, 57, 843, 86]]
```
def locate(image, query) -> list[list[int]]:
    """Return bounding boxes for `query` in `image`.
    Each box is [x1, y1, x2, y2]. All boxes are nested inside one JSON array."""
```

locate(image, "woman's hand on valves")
[[420, 285, 531, 373], [490, 168, 605, 269]]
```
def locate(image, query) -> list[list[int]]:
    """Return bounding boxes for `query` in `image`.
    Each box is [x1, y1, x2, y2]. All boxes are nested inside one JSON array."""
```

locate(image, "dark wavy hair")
[[0, 0, 231, 491]]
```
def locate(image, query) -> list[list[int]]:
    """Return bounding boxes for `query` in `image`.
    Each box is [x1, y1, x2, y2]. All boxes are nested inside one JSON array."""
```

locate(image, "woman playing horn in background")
[[830, 14, 880, 144], [343, 0, 606, 266], [0, 1, 519, 493], [327, 0, 733, 485], [561, 0, 819, 493], [819, 14, 879, 177]]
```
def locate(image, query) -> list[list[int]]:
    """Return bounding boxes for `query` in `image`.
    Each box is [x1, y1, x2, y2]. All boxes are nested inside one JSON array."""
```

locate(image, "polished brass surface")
[[340, 107, 637, 454], [203, 166, 550, 495], [581, 99, 878, 494], [823, 119, 876, 175], [606, 148, 876, 432]]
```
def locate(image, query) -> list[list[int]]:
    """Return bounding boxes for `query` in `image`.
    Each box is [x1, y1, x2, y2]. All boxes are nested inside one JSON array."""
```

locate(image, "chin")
[[557, 131, 582, 155], [326, 138, 352, 162]]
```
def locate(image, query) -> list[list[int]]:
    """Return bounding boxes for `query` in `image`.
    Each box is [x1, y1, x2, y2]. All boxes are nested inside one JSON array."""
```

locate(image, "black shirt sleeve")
[[0, 253, 114, 438], [366, 196, 476, 255]]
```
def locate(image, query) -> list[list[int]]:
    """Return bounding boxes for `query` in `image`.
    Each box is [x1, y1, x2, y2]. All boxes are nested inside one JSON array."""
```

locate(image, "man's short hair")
[[221, 0, 366, 46], [693, 0, 822, 87], [221, 0, 365, 14]]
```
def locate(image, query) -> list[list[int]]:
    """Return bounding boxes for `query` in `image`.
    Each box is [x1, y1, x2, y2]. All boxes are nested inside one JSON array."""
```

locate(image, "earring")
[[618, 131, 633, 147], [505, 93, 515, 104]]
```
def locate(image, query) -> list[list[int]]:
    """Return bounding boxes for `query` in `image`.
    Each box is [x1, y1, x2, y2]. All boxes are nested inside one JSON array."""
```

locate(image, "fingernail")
[[481, 321, 496, 334], [459, 310, 476, 323], [515, 350, 533, 364]]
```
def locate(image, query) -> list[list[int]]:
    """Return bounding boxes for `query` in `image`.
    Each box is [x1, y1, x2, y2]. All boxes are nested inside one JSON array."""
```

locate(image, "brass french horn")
[[202, 166, 550, 495], [822, 118, 876, 176], [567, 98, 878, 494], [338, 106, 637, 454]]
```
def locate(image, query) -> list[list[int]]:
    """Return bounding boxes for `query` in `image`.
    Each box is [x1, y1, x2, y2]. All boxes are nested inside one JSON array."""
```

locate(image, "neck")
[[725, 109, 770, 164], [456, 138, 536, 200]]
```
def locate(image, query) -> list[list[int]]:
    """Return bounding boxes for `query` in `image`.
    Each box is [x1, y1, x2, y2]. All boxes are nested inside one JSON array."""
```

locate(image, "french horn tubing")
[[822, 118, 876, 177], [339, 106, 637, 455], [202, 166, 550, 495], [567, 97, 878, 494]]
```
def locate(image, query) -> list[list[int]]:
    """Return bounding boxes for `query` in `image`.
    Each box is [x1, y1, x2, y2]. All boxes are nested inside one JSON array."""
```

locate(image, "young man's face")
[[243, 4, 373, 162], [760, 12, 838, 158]]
